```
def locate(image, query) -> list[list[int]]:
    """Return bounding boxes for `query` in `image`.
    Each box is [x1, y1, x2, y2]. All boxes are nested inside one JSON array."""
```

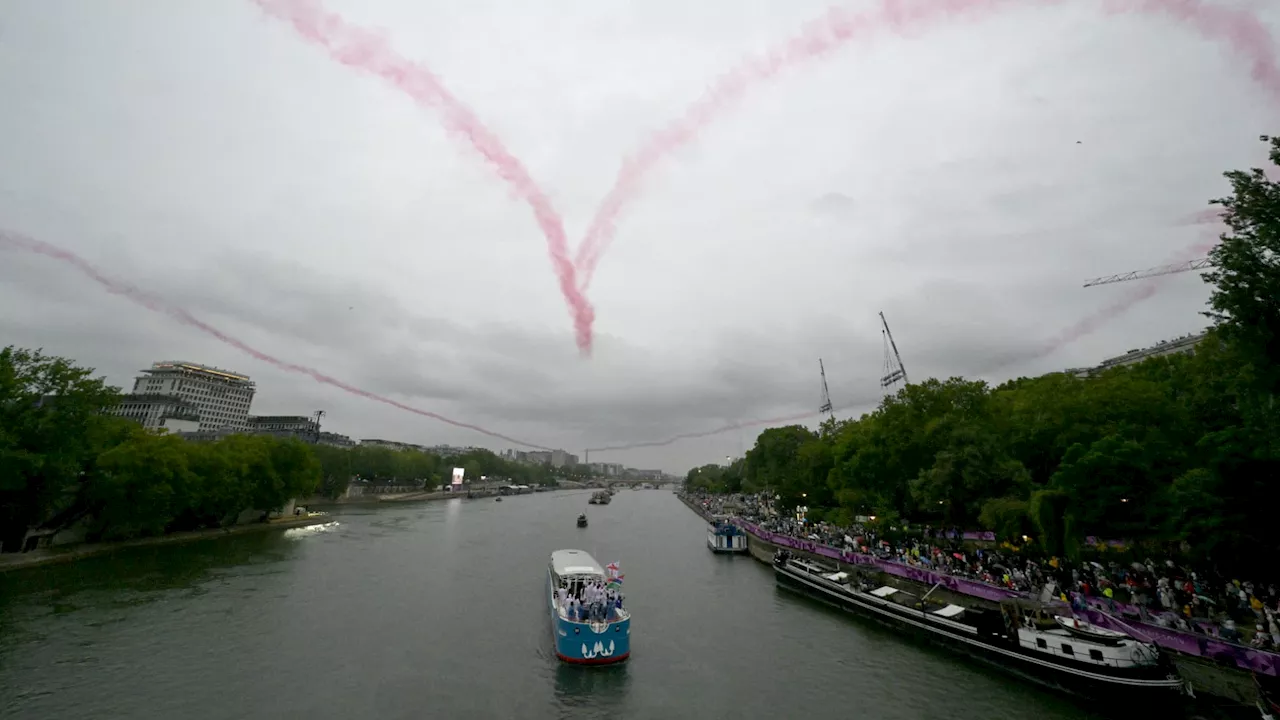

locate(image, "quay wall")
[[679, 496, 1264, 705], [0, 515, 333, 574]]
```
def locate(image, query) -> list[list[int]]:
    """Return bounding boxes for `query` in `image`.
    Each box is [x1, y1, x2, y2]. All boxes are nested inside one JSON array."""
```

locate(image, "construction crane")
[[1082, 257, 1215, 288], [818, 358, 835, 423], [879, 311, 908, 391]]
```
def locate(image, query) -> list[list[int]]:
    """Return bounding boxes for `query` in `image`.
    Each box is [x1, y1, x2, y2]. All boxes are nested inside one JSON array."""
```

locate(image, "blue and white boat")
[[547, 549, 631, 665], [707, 515, 749, 554]]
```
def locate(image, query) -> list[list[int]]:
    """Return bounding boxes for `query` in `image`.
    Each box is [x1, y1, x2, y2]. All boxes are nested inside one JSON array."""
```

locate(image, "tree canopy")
[[310, 443, 557, 499]]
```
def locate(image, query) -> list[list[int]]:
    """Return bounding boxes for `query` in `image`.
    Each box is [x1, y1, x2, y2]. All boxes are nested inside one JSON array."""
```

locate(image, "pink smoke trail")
[[574, 0, 1280, 291], [0, 229, 556, 450], [250, 0, 595, 355]]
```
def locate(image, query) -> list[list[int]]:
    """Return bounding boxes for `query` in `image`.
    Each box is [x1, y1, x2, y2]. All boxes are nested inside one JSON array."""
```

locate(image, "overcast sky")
[[1, 0, 1276, 473]]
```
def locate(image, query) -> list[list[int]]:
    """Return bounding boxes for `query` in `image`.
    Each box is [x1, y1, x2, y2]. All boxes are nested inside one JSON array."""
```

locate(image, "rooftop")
[[144, 361, 253, 384], [550, 549, 605, 577]]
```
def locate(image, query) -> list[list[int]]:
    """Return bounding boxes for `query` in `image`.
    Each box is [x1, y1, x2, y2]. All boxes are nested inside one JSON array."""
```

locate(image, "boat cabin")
[[707, 517, 748, 552], [1000, 598, 1158, 669], [550, 549, 606, 596], [548, 549, 628, 624]]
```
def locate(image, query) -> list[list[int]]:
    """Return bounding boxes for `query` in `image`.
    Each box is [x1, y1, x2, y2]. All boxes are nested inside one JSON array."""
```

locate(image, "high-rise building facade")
[[131, 361, 256, 431], [110, 393, 201, 434], [248, 415, 319, 441]]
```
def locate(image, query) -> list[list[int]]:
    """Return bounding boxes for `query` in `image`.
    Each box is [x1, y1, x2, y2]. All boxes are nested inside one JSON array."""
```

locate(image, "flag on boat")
[[607, 574, 624, 588], [605, 562, 620, 575]]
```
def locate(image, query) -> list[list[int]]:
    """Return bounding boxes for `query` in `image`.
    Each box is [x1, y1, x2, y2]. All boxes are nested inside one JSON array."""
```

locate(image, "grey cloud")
[[1, 1, 1275, 472], [810, 192, 856, 217]]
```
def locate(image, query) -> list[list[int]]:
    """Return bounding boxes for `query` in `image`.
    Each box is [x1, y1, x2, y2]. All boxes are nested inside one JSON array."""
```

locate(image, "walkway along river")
[[1, 489, 1146, 719]]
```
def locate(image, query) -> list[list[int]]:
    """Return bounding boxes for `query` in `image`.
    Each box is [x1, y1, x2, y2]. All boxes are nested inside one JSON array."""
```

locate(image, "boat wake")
[[283, 521, 340, 539]]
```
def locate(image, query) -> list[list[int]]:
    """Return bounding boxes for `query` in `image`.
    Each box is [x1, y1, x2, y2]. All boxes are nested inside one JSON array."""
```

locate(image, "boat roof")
[[931, 604, 966, 618], [550, 549, 605, 577]]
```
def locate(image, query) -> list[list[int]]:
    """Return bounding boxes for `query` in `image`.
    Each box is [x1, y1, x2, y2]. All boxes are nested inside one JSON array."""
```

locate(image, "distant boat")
[[707, 516, 748, 554], [589, 491, 611, 505], [495, 497, 502, 502], [577, 514, 588, 528], [547, 549, 630, 665]]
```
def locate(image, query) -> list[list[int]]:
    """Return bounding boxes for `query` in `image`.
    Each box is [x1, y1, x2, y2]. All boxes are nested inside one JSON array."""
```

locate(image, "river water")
[[1, 489, 1105, 719]]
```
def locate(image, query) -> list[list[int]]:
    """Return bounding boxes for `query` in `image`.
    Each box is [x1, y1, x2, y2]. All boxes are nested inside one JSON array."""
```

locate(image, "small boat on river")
[[707, 516, 748, 554], [772, 550, 1186, 701], [576, 514, 588, 528], [546, 549, 631, 665]]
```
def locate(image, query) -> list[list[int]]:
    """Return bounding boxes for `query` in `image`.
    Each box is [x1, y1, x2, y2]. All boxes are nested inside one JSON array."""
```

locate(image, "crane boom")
[[1082, 257, 1215, 288], [879, 311, 908, 389], [818, 358, 835, 423]]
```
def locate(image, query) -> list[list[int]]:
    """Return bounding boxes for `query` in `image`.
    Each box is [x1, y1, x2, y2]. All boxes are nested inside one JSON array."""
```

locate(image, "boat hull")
[[774, 562, 1185, 703], [547, 570, 630, 665], [707, 523, 749, 554], [707, 535, 749, 554]]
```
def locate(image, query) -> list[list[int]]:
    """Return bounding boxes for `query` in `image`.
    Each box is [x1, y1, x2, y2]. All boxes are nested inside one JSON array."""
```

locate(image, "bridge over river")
[[0, 489, 1141, 719]]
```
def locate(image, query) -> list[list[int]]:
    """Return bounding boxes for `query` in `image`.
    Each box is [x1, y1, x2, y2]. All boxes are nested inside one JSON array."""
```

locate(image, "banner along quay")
[[678, 494, 1278, 699]]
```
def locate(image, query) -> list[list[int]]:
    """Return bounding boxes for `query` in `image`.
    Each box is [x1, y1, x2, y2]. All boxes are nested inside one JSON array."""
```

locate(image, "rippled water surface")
[[0, 490, 1104, 719]]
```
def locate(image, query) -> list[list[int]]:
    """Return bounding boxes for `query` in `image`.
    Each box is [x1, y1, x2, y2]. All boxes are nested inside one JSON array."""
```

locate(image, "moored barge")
[[773, 550, 1186, 701]]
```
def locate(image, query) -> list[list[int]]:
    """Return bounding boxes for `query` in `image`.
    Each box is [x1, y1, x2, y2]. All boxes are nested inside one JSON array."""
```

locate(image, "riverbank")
[[0, 514, 333, 574], [675, 494, 1262, 708], [305, 485, 570, 506]]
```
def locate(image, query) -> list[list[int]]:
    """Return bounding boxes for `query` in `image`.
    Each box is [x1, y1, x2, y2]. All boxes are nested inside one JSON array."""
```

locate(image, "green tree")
[[0, 347, 123, 551], [744, 425, 819, 509], [87, 429, 195, 541], [1204, 133, 1280, 398]]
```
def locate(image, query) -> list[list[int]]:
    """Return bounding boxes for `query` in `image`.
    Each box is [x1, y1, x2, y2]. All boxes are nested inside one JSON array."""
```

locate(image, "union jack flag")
[[605, 562, 620, 576]]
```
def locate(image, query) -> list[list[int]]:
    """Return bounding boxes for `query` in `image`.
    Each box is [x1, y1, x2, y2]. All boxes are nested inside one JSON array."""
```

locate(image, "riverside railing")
[[735, 519, 1279, 677]]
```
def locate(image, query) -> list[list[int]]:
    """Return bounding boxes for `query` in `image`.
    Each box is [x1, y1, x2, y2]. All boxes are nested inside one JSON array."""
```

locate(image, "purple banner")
[[739, 521, 1021, 603], [735, 519, 1279, 676]]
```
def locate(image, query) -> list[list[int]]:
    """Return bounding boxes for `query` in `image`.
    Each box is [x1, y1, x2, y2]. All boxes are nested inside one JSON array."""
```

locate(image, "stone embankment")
[[0, 514, 332, 574]]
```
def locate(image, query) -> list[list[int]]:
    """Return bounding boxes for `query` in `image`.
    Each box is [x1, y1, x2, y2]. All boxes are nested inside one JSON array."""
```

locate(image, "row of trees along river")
[[686, 135, 1280, 579], [0, 352, 560, 552]]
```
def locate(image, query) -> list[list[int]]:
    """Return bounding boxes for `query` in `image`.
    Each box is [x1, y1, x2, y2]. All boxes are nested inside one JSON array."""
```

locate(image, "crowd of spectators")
[[686, 491, 1278, 651]]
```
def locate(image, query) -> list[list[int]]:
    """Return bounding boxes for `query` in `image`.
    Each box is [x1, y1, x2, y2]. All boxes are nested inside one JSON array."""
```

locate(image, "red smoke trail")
[[573, 0, 1280, 291], [255, 0, 1276, 360], [0, 229, 556, 450], [251, 0, 595, 355]]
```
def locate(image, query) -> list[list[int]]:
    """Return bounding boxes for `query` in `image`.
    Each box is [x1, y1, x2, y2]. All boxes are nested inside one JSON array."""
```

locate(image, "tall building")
[[110, 393, 201, 434], [524, 449, 578, 467], [359, 438, 427, 452], [248, 415, 319, 442], [1064, 330, 1209, 378], [131, 361, 256, 432], [318, 431, 356, 448], [586, 462, 623, 477]]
